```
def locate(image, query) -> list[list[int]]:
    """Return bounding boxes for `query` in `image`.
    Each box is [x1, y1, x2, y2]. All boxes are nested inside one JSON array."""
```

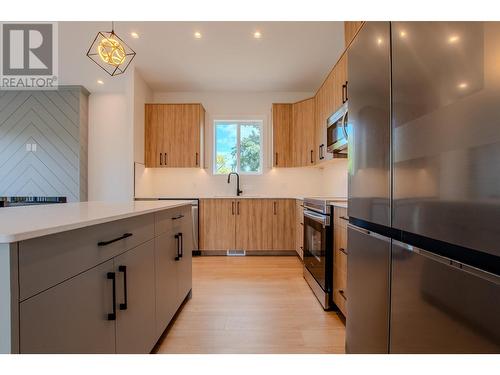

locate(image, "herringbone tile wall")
[[0, 87, 89, 202]]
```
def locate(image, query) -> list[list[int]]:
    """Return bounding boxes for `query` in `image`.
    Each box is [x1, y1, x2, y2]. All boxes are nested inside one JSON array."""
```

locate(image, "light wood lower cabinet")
[[272, 199, 296, 251], [199, 199, 236, 250], [236, 199, 273, 251], [200, 198, 296, 252], [296, 200, 304, 259], [333, 206, 348, 316]]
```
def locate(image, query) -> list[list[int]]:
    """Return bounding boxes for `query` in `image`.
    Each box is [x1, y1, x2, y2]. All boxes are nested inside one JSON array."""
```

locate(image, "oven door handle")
[[304, 210, 330, 226]]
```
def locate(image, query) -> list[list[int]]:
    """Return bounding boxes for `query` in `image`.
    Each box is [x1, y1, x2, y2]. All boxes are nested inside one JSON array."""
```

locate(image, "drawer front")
[[155, 205, 191, 236], [19, 214, 154, 301], [20, 259, 116, 353], [333, 247, 348, 316]]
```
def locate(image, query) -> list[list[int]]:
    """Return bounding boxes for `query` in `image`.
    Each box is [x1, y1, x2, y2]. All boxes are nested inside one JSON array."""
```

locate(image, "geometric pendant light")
[[86, 22, 136, 76]]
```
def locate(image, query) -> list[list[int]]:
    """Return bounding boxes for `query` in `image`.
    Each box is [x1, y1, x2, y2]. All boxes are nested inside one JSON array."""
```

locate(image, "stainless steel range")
[[302, 197, 345, 310]]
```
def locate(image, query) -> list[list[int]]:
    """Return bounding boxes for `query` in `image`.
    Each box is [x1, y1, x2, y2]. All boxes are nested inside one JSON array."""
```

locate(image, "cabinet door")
[[19, 260, 116, 353], [235, 199, 273, 251], [145, 104, 162, 167], [292, 98, 315, 166], [296, 200, 304, 259], [160, 104, 175, 167], [335, 53, 348, 109], [272, 199, 296, 251], [199, 199, 236, 251], [314, 73, 335, 163], [272, 103, 293, 167], [176, 206, 193, 304], [115, 240, 156, 354], [333, 207, 348, 315], [154, 231, 178, 337], [344, 21, 364, 47]]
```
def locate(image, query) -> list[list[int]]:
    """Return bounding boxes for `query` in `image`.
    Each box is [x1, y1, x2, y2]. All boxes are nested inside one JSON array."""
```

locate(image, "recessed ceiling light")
[[253, 30, 262, 39], [130, 32, 139, 39], [377, 37, 383, 45], [400, 30, 407, 38], [448, 35, 460, 44], [97, 80, 104, 85], [194, 31, 202, 39], [457, 82, 468, 89]]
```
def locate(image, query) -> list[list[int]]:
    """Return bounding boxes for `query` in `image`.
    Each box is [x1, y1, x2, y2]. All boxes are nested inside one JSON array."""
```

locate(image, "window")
[[214, 120, 263, 175]]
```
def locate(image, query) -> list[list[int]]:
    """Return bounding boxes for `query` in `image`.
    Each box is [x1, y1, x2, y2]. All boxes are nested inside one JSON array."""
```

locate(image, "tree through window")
[[214, 120, 263, 175]]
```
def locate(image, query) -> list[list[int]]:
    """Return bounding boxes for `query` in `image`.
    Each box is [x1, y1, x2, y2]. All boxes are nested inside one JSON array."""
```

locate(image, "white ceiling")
[[58, 21, 345, 93]]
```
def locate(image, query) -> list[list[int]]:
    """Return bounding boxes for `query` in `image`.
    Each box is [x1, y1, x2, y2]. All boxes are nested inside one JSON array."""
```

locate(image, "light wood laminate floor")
[[154, 256, 346, 354]]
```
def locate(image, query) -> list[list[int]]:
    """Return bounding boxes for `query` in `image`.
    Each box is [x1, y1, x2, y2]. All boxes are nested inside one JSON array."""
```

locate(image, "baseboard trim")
[[199, 250, 296, 256]]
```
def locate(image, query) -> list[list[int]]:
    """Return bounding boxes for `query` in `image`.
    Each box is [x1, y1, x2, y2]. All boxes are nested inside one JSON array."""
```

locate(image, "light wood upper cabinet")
[[199, 199, 236, 251], [272, 99, 315, 168], [235, 199, 273, 251], [292, 98, 315, 166], [345, 21, 364, 48], [272, 199, 296, 251], [272, 103, 293, 167], [314, 70, 335, 163], [145, 103, 205, 168], [314, 52, 348, 164]]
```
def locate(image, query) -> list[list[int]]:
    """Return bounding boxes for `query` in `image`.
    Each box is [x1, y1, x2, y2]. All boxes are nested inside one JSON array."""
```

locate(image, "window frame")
[[213, 119, 264, 175]]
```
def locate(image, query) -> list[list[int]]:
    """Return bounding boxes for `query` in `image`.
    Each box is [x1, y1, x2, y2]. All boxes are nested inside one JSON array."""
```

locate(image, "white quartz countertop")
[[0, 200, 194, 243]]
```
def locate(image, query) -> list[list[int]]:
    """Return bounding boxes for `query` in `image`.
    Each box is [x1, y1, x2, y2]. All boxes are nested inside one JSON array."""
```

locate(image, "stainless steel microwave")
[[327, 102, 348, 155]]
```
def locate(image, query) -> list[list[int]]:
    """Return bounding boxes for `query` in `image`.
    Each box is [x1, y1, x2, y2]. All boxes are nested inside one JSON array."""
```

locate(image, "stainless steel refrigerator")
[[346, 21, 500, 354]]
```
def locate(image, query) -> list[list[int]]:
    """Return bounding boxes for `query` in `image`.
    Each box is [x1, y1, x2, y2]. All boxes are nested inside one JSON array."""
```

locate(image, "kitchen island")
[[0, 200, 194, 354]]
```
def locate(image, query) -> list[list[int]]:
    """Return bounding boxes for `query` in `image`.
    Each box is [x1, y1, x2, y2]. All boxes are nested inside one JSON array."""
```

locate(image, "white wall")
[[133, 70, 153, 164], [88, 93, 133, 201], [132, 91, 348, 198]]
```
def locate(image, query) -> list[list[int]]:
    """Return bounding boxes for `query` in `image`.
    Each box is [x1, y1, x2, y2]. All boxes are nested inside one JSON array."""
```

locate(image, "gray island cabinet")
[[0, 201, 193, 354]]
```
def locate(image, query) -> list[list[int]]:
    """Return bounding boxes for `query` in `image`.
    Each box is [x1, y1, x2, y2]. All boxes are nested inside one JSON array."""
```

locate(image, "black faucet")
[[227, 172, 243, 196]]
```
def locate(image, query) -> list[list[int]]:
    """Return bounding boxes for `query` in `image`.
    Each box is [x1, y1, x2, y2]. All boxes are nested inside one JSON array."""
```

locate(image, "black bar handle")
[[179, 232, 183, 258], [339, 216, 349, 221], [118, 266, 128, 310], [175, 233, 181, 261], [345, 81, 348, 102], [342, 84, 346, 103], [159, 153, 163, 166], [171, 214, 184, 220], [273, 201, 277, 215], [164, 153, 168, 166], [98, 233, 133, 247], [237, 201, 240, 215], [275, 152, 278, 166], [319, 144, 325, 160], [339, 247, 348, 256], [231, 201, 235, 215], [310, 149, 314, 164], [107, 272, 116, 320], [195, 152, 199, 166]]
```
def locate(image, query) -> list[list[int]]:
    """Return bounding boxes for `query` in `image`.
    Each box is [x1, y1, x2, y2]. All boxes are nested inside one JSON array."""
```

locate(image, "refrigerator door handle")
[[347, 223, 391, 242], [393, 240, 500, 285]]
